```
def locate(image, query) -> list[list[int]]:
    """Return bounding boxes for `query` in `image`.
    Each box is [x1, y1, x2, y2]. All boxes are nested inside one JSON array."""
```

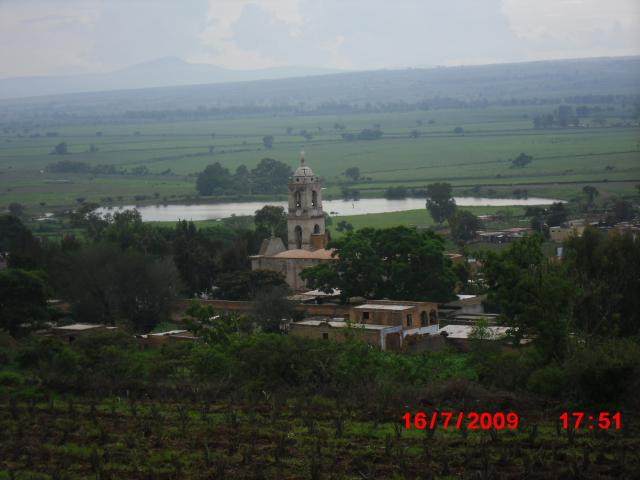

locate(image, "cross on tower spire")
[[300, 149, 305, 165]]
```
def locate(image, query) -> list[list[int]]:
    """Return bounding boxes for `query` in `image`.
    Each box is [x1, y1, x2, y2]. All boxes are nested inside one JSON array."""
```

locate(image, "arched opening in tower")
[[295, 191, 302, 208], [295, 225, 303, 249], [311, 190, 318, 207], [313, 224, 321, 234]]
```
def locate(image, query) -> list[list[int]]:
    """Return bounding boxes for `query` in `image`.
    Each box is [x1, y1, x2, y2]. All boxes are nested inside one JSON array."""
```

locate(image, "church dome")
[[293, 150, 315, 177], [294, 164, 314, 177]]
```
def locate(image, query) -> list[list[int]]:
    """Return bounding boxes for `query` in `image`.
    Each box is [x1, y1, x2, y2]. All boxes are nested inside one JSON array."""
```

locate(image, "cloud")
[[1, 0, 638, 78], [197, 0, 305, 68], [0, 0, 101, 77], [500, 0, 640, 48]]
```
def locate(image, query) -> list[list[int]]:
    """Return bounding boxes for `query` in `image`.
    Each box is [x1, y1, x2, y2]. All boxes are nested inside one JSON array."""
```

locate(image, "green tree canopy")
[[58, 243, 180, 332], [196, 162, 233, 196], [301, 226, 457, 303], [250, 158, 292, 195], [565, 227, 640, 337], [426, 182, 457, 223], [483, 235, 574, 361], [262, 135, 274, 149], [215, 269, 288, 301], [0, 268, 49, 336], [582, 185, 599, 205], [449, 210, 480, 242], [254, 205, 287, 242], [343, 167, 360, 182]]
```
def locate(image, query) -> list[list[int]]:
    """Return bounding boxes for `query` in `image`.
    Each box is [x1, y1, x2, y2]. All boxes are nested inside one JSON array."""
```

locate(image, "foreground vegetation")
[[1, 327, 639, 479]]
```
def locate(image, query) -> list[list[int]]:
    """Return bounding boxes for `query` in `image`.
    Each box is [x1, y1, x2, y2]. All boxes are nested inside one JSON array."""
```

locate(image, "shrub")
[[527, 364, 567, 398], [0, 371, 24, 387]]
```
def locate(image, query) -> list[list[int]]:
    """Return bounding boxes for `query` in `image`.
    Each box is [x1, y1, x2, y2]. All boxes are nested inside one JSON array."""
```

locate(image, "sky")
[[1, 0, 639, 78]]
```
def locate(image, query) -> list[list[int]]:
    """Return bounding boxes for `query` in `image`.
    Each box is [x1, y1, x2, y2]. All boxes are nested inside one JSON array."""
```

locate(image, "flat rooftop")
[[439, 325, 509, 339], [293, 319, 396, 331], [53, 323, 106, 331], [354, 303, 414, 311]]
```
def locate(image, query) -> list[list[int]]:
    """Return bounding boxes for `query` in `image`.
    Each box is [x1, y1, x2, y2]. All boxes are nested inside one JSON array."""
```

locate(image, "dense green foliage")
[[426, 182, 457, 223], [565, 226, 640, 337], [195, 158, 292, 196], [483, 235, 574, 361], [302, 226, 457, 302], [448, 210, 480, 242], [0, 269, 49, 336]]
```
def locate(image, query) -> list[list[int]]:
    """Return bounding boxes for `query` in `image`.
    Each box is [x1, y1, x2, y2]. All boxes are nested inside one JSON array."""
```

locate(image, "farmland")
[[1, 106, 638, 215]]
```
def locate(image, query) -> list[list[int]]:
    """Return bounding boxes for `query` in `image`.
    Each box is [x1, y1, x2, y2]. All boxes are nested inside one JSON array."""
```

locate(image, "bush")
[[0, 371, 24, 387], [527, 364, 567, 397], [564, 338, 640, 405]]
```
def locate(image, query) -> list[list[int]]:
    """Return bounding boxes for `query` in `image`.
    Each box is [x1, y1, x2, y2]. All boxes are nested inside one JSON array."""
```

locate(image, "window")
[[322, 333, 329, 340], [313, 224, 321, 234], [362, 311, 370, 321], [420, 311, 428, 327], [312, 190, 318, 207], [406, 314, 413, 327], [429, 310, 438, 325], [294, 225, 303, 249]]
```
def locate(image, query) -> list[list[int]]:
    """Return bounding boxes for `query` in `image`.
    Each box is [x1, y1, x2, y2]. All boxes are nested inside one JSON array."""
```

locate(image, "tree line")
[[196, 158, 292, 196]]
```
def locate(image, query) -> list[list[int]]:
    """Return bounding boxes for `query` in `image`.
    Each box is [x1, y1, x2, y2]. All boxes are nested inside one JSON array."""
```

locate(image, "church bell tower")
[[287, 151, 327, 251]]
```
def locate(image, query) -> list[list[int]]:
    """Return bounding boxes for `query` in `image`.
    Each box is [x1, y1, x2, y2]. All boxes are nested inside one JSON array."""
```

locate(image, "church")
[[250, 154, 337, 290]]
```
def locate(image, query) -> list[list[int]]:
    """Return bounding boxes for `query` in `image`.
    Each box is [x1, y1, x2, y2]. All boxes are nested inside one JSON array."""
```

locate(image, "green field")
[[1, 106, 639, 214]]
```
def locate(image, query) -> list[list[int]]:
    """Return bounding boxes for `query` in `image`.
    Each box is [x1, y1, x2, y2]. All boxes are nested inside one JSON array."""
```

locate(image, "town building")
[[250, 153, 337, 291], [549, 219, 585, 243], [289, 300, 439, 351]]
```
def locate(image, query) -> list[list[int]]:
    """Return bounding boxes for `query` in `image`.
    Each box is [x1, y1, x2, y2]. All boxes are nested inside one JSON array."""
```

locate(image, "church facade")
[[250, 155, 337, 291]]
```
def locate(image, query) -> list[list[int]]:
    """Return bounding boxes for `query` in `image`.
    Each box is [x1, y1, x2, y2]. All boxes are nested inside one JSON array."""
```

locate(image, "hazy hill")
[[1, 56, 638, 123], [0, 57, 342, 100]]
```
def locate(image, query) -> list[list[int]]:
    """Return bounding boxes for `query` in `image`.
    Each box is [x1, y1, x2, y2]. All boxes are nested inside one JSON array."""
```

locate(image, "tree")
[[336, 220, 353, 233], [216, 269, 288, 301], [196, 162, 233, 195], [611, 199, 634, 222], [51, 142, 68, 155], [252, 285, 294, 333], [582, 185, 599, 205], [546, 202, 567, 227], [0, 214, 42, 269], [409, 129, 420, 138], [183, 301, 253, 344], [426, 182, 457, 223], [262, 135, 274, 149], [356, 128, 383, 140], [254, 205, 287, 242], [250, 158, 293, 195], [8, 203, 24, 217], [173, 220, 218, 296], [58, 244, 180, 332], [103, 209, 171, 256], [556, 105, 574, 127], [449, 210, 480, 242], [483, 235, 574, 361], [0, 269, 49, 336], [301, 226, 457, 303], [565, 227, 640, 337], [511, 152, 533, 168], [343, 167, 360, 182], [453, 126, 464, 134], [384, 186, 408, 199]]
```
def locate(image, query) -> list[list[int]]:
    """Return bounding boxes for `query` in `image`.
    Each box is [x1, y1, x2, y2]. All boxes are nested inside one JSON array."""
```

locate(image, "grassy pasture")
[[1, 106, 638, 213]]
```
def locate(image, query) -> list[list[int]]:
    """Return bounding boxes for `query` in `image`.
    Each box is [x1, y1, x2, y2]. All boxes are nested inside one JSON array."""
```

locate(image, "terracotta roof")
[[273, 248, 336, 260]]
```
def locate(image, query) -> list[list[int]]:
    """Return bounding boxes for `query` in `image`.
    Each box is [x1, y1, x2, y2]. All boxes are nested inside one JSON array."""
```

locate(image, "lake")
[[98, 197, 562, 222]]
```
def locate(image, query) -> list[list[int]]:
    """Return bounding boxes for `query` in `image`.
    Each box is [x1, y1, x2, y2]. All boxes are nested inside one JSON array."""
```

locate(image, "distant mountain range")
[[0, 57, 343, 100], [1, 56, 638, 123]]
